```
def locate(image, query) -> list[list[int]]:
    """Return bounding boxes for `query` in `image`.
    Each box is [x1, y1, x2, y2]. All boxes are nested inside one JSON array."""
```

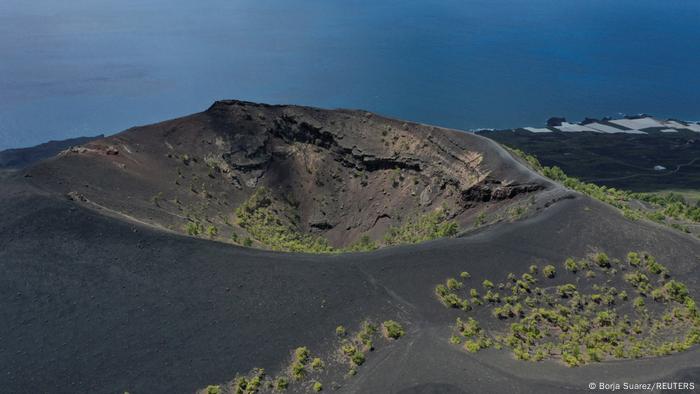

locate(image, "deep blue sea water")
[[1, 0, 699, 149]]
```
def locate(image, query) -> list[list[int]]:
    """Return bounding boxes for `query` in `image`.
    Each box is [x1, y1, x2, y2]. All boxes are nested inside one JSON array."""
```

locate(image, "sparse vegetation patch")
[[199, 318, 406, 393], [233, 188, 456, 253], [435, 251, 700, 366], [382, 320, 405, 339], [235, 188, 334, 253], [383, 207, 459, 246], [508, 148, 700, 237]]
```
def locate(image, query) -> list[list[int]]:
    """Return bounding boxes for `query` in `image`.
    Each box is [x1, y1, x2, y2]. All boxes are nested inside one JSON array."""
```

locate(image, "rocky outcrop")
[[462, 181, 543, 204]]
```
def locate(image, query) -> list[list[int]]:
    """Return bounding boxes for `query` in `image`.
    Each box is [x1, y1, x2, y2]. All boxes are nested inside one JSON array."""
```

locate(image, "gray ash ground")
[[2, 104, 700, 393]]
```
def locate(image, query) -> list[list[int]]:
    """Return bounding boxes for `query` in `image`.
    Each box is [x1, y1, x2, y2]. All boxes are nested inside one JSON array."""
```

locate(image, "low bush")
[[382, 320, 405, 339], [310, 358, 324, 370], [384, 207, 459, 245], [447, 278, 462, 290], [335, 325, 346, 337], [557, 284, 577, 298], [205, 386, 221, 394], [543, 265, 556, 278], [594, 252, 610, 268], [274, 377, 288, 391]]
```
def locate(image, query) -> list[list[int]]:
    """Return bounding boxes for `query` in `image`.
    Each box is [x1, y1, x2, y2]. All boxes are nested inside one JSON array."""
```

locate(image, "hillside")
[[2, 103, 700, 393], [27, 100, 550, 250]]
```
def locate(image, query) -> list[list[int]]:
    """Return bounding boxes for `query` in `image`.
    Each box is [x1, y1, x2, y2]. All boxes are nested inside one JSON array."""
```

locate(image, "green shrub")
[[205, 386, 221, 394], [384, 207, 459, 245], [295, 347, 310, 364], [529, 265, 538, 274], [557, 284, 577, 298], [460, 271, 471, 279], [578, 260, 590, 270], [624, 271, 650, 290], [457, 317, 482, 337], [594, 252, 610, 268], [522, 273, 536, 283], [355, 321, 377, 350], [651, 288, 666, 301], [186, 221, 204, 236], [562, 352, 580, 367], [446, 278, 462, 290], [438, 291, 465, 309], [664, 280, 689, 303], [463, 340, 481, 353], [310, 357, 324, 370], [484, 290, 500, 303], [312, 381, 323, 392], [564, 258, 578, 273], [336, 325, 346, 337], [543, 265, 556, 278], [274, 377, 288, 391], [482, 279, 494, 289], [645, 256, 668, 276], [627, 252, 641, 266], [290, 361, 305, 381], [382, 320, 405, 339], [351, 351, 365, 366]]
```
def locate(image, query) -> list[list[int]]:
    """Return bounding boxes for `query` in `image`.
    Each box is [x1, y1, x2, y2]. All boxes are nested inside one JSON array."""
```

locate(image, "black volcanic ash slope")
[[2, 102, 700, 393], [26, 100, 548, 250], [2, 177, 700, 394]]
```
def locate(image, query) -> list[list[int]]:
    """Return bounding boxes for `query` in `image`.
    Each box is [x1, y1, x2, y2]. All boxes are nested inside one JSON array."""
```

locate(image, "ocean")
[[1, 0, 699, 149]]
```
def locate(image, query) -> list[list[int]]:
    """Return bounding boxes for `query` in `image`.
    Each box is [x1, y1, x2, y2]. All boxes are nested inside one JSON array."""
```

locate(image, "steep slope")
[[26, 100, 549, 249], [1, 176, 699, 394], [3, 103, 700, 393]]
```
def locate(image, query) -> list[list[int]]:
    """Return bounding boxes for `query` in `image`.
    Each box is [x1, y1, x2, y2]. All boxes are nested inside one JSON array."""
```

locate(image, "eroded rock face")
[[28, 100, 549, 247], [462, 181, 543, 204]]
